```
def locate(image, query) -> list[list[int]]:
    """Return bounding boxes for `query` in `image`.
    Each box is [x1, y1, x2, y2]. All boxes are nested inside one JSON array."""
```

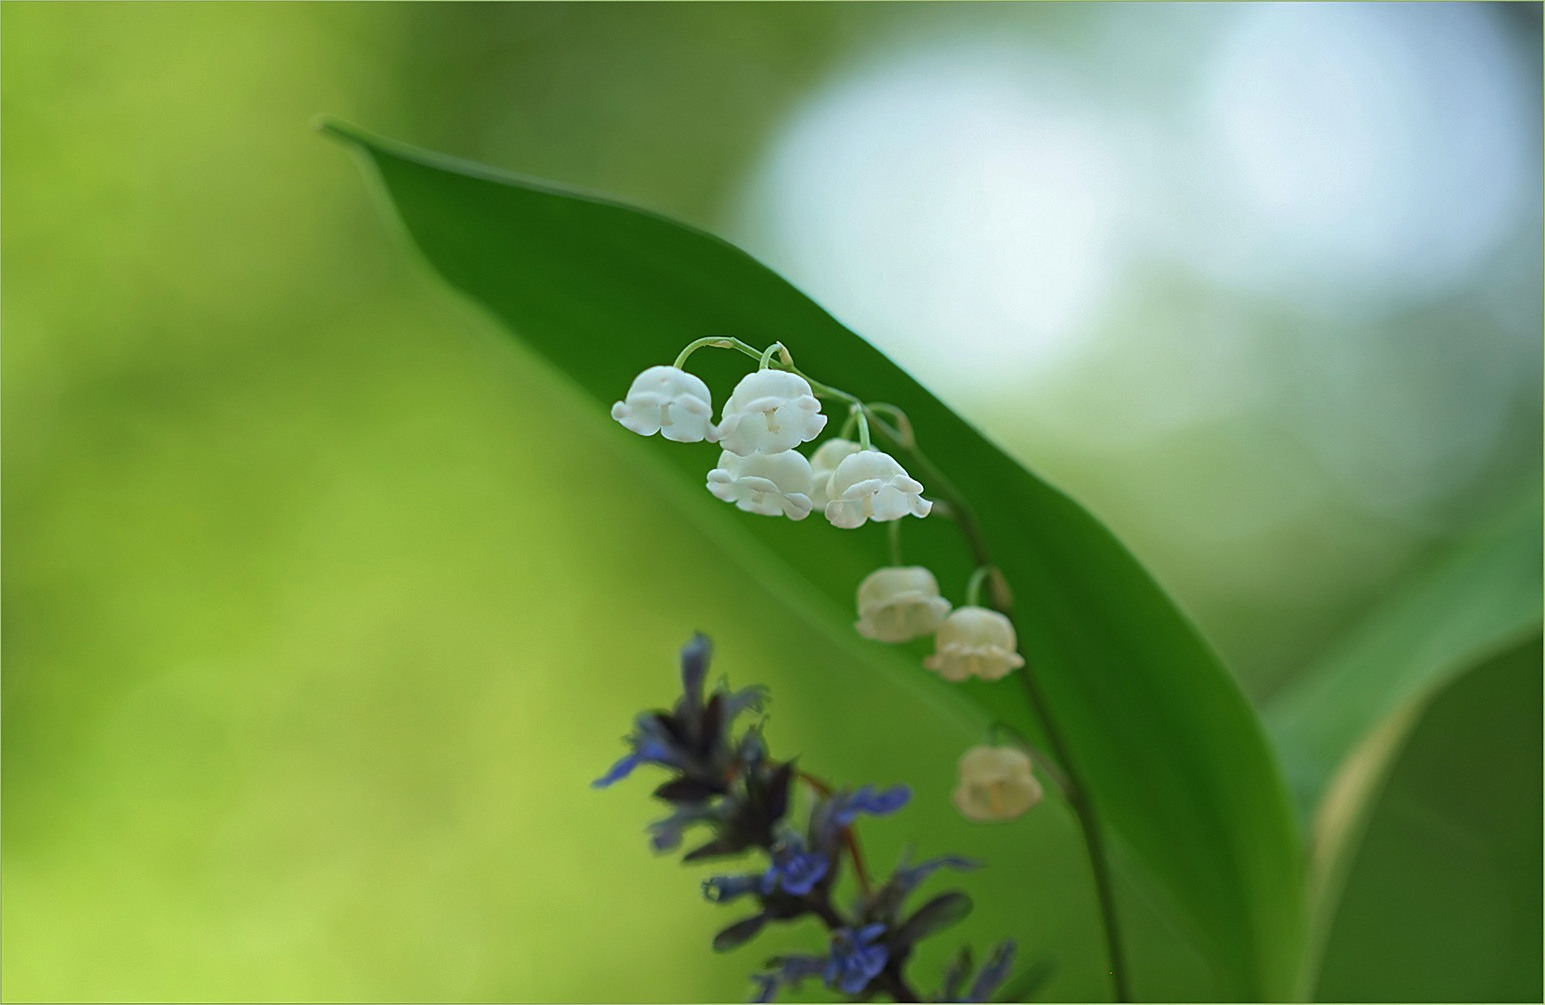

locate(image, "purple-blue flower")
[[967, 940, 1016, 1002], [893, 853, 979, 894], [825, 923, 889, 994], [760, 836, 829, 897], [702, 873, 763, 904], [834, 784, 911, 826], [810, 784, 913, 861], [939, 940, 1019, 1002], [591, 737, 676, 788]]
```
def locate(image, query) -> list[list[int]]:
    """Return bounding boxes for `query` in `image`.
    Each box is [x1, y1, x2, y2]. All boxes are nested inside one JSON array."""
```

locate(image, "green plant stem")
[[868, 411, 1132, 1004], [965, 565, 993, 607], [671, 335, 764, 369], [852, 405, 872, 450], [777, 359, 860, 409]]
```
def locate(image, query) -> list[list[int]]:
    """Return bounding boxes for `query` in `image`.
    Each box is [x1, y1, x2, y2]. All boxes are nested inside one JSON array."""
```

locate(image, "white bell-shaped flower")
[[854, 566, 952, 643], [611, 365, 719, 443], [824, 449, 931, 529], [716, 370, 827, 456], [952, 745, 1043, 822], [706, 449, 815, 520], [809, 438, 863, 508], [923, 607, 1025, 682]]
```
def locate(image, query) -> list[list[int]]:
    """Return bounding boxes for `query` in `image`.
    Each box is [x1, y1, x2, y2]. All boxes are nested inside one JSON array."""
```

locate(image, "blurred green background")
[[3, 3, 1539, 1001]]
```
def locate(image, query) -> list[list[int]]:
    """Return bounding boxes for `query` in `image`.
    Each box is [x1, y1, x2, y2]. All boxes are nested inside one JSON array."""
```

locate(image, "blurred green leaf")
[[1305, 635, 1542, 1002], [713, 914, 770, 953], [896, 891, 973, 948], [996, 956, 1058, 1002], [1267, 486, 1542, 821], [324, 120, 1303, 999]]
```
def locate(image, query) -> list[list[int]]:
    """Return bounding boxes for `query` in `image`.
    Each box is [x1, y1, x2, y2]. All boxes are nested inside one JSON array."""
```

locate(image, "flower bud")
[[809, 438, 863, 507], [716, 370, 828, 456], [611, 365, 719, 443], [707, 450, 815, 520], [854, 566, 952, 643], [823, 449, 931, 529], [923, 607, 1025, 682], [952, 745, 1043, 822]]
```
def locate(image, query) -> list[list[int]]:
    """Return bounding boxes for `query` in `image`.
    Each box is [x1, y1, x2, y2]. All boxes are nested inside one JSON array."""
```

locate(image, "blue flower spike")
[[597, 635, 1013, 1003]]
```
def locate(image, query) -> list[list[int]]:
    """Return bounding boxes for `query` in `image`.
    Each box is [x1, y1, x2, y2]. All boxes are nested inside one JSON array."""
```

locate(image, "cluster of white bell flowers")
[[612, 358, 931, 529], [612, 341, 1039, 823]]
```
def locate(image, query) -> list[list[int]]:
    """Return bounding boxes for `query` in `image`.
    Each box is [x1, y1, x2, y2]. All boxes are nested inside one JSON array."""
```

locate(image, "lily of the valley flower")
[[855, 566, 952, 643], [923, 607, 1025, 682], [707, 450, 815, 520], [824, 449, 931, 529], [808, 437, 863, 507], [717, 370, 828, 456], [611, 365, 719, 443], [952, 745, 1043, 822]]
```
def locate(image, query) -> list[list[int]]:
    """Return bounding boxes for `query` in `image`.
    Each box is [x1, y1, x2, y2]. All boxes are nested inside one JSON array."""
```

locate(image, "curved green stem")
[[778, 360, 861, 407], [865, 402, 917, 451], [965, 565, 994, 608], [671, 335, 764, 369], [852, 405, 872, 450]]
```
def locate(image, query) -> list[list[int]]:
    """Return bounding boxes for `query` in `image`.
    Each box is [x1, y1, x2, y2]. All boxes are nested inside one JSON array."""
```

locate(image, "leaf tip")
[[313, 115, 370, 148]]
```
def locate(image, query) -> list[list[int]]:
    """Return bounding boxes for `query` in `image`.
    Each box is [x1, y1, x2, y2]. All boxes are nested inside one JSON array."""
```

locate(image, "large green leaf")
[[324, 121, 1303, 1000], [1267, 487, 1542, 821], [1305, 635, 1542, 1002]]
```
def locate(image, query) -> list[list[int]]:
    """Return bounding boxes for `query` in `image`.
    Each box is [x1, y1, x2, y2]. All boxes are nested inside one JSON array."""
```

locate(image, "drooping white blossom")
[[952, 745, 1043, 822], [706, 450, 815, 520], [922, 606, 1025, 682], [716, 370, 827, 456], [823, 449, 931, 529], [854, 566, 952, 643], [809, 438, 863, 508], [611, 365, 719, 443]]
